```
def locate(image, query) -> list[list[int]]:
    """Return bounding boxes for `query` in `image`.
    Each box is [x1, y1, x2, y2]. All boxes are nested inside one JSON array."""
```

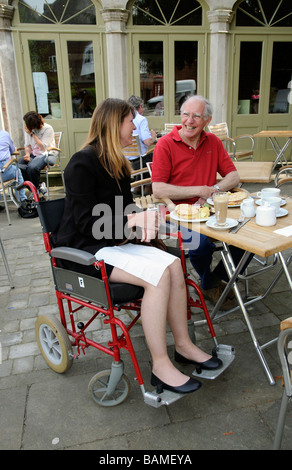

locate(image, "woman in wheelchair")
[[51, 98, 222, 394]]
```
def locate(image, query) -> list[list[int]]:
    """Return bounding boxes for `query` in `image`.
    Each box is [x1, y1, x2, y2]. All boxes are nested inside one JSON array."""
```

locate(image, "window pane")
[[238, 42, 262, 115], [174, 41, 197, 114], [237, 0, 292, 27], [19, 0, 96, 25], [269, 42, 292, 114], [68, 41, 96, 119], [139, 42, 164, 116], [171, 0, 202, 26], [62, 4, 96, 25], [133, 0, 202, 26], [29, 40, 61, 119]]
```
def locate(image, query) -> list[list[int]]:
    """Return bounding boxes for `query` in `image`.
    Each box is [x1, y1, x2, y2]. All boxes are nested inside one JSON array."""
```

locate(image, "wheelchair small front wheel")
[[35, 315, 73, 373], [88, 370, 130, 406]]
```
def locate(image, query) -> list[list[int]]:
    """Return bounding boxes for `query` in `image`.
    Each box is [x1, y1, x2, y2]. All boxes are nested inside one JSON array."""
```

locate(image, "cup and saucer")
[[256, 196, 288, 218], [256, 198, 286, 208]]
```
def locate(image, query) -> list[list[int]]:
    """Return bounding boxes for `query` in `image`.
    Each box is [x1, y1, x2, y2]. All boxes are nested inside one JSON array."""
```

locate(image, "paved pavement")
[[0, 184, 292, 451]]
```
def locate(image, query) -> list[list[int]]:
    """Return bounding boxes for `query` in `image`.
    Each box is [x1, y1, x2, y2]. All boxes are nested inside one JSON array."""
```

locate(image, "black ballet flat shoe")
[[151, 373, 202, 395], [174, 350, 223, 374]]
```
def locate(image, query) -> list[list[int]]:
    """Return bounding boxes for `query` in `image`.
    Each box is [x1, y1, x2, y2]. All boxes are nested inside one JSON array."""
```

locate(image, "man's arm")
[[152, 170, 240, 202], [143, 129, 157, 147]]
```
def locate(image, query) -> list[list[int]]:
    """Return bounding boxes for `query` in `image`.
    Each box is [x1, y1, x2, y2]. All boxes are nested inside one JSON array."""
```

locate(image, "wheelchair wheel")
[[35, 315, 73, 373], [88, 370, 130, 407]]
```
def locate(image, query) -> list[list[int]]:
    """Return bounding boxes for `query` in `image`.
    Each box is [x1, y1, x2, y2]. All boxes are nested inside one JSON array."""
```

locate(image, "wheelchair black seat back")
[[37, 197, 65, 235], [37, 197, 144, 305]]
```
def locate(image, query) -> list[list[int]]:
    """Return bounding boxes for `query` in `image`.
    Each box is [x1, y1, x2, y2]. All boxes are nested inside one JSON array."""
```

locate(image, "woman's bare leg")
[[109, 265, 192, 386], [165, 259, 212, 363]]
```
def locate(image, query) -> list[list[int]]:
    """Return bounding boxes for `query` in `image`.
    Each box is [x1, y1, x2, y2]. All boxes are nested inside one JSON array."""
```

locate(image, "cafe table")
[[254, 130, 292, 171], [217, 161, 274, 184], [170, 197, 292, 386]]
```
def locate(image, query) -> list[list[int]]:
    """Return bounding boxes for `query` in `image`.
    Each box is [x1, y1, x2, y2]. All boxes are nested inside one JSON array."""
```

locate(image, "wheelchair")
[[21, 181, 235, 407]]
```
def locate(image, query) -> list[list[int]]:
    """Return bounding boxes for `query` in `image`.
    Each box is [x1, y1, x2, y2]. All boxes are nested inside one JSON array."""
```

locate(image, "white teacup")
[[263, 196, 282, 215], [257, 187, 280, 200]]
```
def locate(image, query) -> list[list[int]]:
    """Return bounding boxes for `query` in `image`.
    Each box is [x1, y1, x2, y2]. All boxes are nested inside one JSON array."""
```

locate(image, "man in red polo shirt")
[[152, 95, 249, 310]]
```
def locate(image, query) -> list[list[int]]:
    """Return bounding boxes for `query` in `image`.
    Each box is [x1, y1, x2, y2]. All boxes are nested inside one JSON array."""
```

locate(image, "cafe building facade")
[[0, 0, 291, 164]]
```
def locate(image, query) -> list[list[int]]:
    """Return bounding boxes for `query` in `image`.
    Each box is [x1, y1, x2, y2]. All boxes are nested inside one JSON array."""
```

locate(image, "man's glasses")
[[182, 112, 204, 121]]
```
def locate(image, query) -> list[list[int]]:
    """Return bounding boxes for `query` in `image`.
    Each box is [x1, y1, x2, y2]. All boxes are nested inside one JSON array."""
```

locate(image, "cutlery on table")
[[229, 218, 251, 233]]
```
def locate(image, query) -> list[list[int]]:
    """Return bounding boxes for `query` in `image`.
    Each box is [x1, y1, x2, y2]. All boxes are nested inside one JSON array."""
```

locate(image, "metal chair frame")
[[273, 319, 292, 449], [0, 235, 14, 288], [0, 155, 20, 225], [208, 122, 254, 161], [41, 131, 65, 198]]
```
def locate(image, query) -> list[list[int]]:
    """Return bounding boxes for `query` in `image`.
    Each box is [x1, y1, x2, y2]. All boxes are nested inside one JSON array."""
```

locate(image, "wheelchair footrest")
[[143, 390, 185, 408], [191, 344, 235, 380]]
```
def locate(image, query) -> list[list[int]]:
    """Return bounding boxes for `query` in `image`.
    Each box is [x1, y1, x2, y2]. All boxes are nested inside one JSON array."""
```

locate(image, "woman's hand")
[[127, 210, 160, 242]]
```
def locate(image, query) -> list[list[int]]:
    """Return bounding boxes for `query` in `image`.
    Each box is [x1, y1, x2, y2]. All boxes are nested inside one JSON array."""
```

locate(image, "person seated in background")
[[151, 94, 253, 310], [0, 130, 28, 211], [126, 95, 157, 171], [18, 111, 57, 199], [51, 98, 222, 394]]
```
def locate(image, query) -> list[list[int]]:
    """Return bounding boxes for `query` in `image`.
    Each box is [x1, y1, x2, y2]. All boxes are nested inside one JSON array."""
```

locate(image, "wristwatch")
[[213, 184, 220, 191], [30, 130, 35, 136]]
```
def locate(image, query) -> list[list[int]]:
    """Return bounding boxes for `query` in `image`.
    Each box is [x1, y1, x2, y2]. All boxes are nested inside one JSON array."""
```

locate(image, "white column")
[[0, 3, 23, 143], [101, 8, 129, 99], [207, 9, 234, 125]]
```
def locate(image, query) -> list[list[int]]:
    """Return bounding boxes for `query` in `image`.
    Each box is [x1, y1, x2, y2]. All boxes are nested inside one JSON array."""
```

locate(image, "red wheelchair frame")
[[25, 181, 228, 407]]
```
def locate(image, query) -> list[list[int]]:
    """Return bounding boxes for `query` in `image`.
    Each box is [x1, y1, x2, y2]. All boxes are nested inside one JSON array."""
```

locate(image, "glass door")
[[230, 35, 292, 161], [19, 32, 104, 162], [132, 34, 205, 131]]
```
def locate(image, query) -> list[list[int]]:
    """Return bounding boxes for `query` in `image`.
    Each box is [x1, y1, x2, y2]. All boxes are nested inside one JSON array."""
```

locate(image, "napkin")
[[274, 225, 292, 237]]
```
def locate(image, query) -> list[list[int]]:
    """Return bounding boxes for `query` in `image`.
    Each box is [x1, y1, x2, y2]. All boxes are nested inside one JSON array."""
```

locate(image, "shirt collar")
[[172, 125, 207, 147]]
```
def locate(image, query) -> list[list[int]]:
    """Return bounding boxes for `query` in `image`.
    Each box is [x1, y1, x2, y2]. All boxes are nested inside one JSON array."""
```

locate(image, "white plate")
[[256, 198, 286, 207], [170, 211, 210, 223], [207, 196, 252, 208], [276, 208, 288, 218], [206, 216, 238, 231]]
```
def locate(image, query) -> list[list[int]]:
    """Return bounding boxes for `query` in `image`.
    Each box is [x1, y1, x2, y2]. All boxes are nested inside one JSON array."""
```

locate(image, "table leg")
[[210, 244, 276, 385], [278, 251, 292, 289], [270, 137, 291, 171]]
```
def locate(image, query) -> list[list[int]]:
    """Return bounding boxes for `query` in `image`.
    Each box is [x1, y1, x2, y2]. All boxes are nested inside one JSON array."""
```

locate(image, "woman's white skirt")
[[95, 243, 178, 286]]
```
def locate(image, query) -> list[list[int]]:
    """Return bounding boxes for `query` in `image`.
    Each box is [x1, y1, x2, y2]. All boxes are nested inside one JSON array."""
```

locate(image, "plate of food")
[[207, 188, 251, 208], [170, 203, 213, 222]]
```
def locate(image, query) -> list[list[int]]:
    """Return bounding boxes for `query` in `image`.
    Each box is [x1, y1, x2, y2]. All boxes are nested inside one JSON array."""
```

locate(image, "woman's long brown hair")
[[81, 98, 134, 180]]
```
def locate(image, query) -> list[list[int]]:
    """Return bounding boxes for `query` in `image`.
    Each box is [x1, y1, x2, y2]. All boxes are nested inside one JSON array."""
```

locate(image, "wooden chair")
[[123, 135, 153, 196], [208, 122, 254, 161], [0, 153, 20, 225], [122, 135, 143, 166], [41, 131, 65, 198], [275, 165, 292, 197], [164, 123, 177, 134]]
